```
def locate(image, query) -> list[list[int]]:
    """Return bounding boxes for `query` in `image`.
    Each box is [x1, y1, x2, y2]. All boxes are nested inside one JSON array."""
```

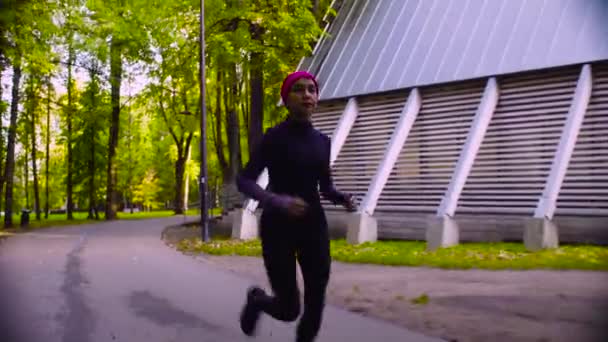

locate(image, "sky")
[[0, 58, 151, 159], [1, 60, 150, 112]]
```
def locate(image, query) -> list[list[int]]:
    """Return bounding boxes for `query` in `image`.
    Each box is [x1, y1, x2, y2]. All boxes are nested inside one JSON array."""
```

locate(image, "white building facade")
[[234, 0, 608, 249]]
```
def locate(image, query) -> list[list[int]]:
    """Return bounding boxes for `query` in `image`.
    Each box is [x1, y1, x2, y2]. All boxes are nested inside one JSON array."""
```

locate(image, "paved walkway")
[[0, 217, 443, 342]]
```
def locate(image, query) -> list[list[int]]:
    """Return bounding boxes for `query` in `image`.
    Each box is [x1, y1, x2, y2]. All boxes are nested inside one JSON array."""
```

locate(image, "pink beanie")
[[280, 71, 319, 104]]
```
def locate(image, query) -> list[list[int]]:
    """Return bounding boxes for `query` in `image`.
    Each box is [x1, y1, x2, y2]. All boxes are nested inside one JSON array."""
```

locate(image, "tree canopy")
[[0, 0, 334, 227]]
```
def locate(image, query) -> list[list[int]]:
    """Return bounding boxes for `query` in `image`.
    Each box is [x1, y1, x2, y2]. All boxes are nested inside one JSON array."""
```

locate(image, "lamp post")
[[199, 0, 209, 242]]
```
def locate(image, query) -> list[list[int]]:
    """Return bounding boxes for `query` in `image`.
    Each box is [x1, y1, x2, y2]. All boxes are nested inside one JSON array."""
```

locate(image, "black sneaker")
[[240, 286, 264, 336]]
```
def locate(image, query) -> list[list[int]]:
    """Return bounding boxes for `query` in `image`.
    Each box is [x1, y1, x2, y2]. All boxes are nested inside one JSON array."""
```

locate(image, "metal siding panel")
[[420, 0, 469, 85], [476, 0, 523, 76], [303, 1, 353, 75], [401, 0, 455, 86], [602, 2, 608, 56], [454, 0, 504, 79], [523, 0, 569, 69], [575, 0, 608, 62], [316, 0, 362, 99], [379, 0, 434, 91], [334, 0, 387, 98], [545, 0, 585, 66], [435, 0, 484, 82], [363, 0, 420, 95], [310, 0, 608, 100], [347, 0, 403, 96], [422, 0, 475, 84], [321, 0, 374, 99], [498, 0, 547, 74]]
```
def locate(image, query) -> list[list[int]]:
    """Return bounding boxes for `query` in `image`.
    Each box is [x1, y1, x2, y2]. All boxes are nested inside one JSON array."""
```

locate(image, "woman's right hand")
[[286, 196, 309, 217], [267, 194, 309, 217]]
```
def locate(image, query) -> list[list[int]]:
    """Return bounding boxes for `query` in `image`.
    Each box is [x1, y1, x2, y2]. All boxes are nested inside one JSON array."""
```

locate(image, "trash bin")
[[20, 209, 30, 228]]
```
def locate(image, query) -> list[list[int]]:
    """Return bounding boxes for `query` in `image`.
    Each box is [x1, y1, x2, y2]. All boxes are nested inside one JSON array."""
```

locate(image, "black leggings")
[[258, 224, 331, 342]]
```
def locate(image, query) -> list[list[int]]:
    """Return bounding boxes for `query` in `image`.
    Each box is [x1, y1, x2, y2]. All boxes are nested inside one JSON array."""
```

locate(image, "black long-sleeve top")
[[236, 118, 345, 218]]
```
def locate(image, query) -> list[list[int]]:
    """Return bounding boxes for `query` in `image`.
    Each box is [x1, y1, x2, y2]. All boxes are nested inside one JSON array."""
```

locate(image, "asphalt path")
[[0, 217, 443, 342]]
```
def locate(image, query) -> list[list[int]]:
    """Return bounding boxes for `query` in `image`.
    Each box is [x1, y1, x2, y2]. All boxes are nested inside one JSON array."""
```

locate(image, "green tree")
[[86, 0, 152, 220], [133, 169, 161, 212], [73, 61, 109, 219], [43, 78, 55, 218], [145, 2, 201, 214], [0, 0, 336, 224], [116, 77, 149, 214], [201, 0, 324, 210], [2, 0, 56, 227], [21, 75, 44, 219]]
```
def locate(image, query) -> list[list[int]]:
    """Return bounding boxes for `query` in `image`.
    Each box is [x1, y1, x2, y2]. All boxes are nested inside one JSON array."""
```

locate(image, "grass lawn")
[[177, 238, 608, 271], [0, 209, 210, 233]]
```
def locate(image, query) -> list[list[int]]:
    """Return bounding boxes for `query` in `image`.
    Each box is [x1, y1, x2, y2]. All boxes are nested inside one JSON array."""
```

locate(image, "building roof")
[[300, 0, 608, 101]]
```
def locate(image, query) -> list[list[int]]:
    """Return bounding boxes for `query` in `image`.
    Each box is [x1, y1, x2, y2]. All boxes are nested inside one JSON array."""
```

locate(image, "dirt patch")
[[162, 225, 608, 342], [161, 219, 231, 248], [197, 255, 608, 342], [0, 230, 17, 243]]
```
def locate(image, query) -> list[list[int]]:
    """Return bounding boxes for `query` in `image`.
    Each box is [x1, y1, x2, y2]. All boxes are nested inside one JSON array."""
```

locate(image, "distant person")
[[236, 71, 356, 342]]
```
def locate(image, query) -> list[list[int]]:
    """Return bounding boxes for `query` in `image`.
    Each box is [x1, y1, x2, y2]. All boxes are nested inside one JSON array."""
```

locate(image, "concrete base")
[[346, 212, 378, 245], [426, 216, 460, 251], [524, 218, 559, 251], [231, 209, 259, 240]]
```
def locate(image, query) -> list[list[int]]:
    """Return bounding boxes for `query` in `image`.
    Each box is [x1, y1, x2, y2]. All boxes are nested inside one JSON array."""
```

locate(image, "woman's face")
[[286, 78, 318, 120]]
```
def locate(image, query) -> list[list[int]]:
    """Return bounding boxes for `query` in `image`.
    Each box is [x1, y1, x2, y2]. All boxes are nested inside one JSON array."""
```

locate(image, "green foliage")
[[1, 0, 331, 219], [132, 169, 162, 211], [116, 93, 148, 207], [85, 0, 153, 63], [140, 114, 178, 205], [72, 72, 110, 208], [410, 294, 430, 305]]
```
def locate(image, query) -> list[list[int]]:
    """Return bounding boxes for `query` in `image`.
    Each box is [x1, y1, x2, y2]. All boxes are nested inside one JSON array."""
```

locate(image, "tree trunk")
[[0, 64, 4, 215], [66, 47, 74, 220], [183, 144, 191, 212], [236, 73, 245, 165], [127, 110, 133, 214], [248, 54, 264, 154], [174, 153, 185, 215], [4, 60, 22, 228], [106, 39, 122, 220], [214, 71, 227, 173], [243, 67, 250, 136], [31, 87, 41, 220], [88, 128, 96, 219], [24, 144, 29, 209], [227, 65, 241, 179], [221, 65, 244, 210], [240, 72, 249, 160], [45, 79, 50, 219], [88, 77, 97, 220], [173, 134, 193, 215], [248, 23, 264, 155]]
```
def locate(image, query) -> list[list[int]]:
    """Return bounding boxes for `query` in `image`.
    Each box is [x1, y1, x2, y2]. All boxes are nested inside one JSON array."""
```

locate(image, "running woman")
[[236, 71, 356, 342]]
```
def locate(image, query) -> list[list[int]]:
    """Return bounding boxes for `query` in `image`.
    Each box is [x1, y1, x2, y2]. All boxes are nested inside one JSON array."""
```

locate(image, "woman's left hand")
[[342, 193, 357, 212]]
